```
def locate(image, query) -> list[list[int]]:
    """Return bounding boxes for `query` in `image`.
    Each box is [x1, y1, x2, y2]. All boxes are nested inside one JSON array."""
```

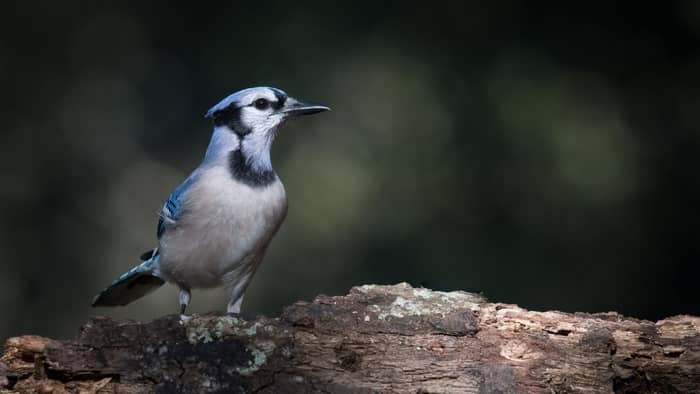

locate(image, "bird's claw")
[[179, 314, 192, 325]]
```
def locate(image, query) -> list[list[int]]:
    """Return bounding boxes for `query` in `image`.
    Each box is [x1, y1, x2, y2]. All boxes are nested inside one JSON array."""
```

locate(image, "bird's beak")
[[281, 97, 330, 117]]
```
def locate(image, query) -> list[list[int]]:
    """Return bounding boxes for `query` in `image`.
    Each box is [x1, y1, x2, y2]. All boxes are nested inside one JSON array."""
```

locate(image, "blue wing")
[[157, 173, 198, 239]]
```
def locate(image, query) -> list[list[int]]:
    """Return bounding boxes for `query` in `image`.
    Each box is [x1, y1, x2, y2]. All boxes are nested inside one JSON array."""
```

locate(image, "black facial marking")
[[228, 149, 277, 187], [272, 90, 287, 110], [211, 105, 252, 137]]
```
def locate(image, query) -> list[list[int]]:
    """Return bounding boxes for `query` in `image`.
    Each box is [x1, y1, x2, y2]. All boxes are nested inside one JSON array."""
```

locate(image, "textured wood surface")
[[1, 283, 698, 393]]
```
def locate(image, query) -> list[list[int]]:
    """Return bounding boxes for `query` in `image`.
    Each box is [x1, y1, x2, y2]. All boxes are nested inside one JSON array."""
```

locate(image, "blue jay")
[[92, 87, 329, 315]]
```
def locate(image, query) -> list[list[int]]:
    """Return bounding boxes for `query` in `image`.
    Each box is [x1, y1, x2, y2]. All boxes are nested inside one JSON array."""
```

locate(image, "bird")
[[92, 86, 329, 315]]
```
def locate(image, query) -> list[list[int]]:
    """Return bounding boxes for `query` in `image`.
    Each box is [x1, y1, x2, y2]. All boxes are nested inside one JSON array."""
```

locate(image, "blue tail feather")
[[92, 255, 165, 307]]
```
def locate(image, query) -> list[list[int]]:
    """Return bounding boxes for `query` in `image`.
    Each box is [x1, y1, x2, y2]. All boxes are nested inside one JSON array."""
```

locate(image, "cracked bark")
[[1, 283, 699, 393]]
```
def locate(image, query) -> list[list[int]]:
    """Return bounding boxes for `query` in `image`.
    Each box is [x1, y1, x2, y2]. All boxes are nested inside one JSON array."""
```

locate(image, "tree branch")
[[2, 283, 698, 393]]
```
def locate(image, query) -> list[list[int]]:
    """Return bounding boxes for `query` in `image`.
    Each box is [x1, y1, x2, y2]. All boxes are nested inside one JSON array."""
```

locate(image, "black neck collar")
[[228, 148, 276, 187]]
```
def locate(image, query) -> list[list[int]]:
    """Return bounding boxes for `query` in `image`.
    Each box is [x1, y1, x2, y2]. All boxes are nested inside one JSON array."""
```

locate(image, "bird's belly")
[[158, 175, 287, 289]]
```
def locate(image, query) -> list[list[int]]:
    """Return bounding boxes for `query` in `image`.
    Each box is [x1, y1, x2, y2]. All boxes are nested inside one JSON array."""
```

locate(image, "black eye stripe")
[[273, 90, 287, 106]]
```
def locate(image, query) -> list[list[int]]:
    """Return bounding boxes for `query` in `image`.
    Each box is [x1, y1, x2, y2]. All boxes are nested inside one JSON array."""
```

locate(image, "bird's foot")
[[179, 314, 192, 325]]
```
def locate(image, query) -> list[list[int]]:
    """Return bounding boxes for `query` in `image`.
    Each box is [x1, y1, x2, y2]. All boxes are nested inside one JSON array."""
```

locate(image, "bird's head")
[[205, 86, 329, 138], [203, 87, 329, 179]]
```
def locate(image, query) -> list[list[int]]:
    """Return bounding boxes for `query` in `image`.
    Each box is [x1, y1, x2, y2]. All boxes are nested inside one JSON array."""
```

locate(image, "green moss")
[[184, 315, 270, 344]]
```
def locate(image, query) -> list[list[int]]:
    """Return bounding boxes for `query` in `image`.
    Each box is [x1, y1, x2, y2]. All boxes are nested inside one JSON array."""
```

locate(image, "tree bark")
[[1, 283, 698, 393]]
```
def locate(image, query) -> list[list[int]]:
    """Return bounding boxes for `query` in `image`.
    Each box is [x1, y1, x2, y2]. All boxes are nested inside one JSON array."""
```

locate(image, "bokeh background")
[[2, 2, 700, 340]]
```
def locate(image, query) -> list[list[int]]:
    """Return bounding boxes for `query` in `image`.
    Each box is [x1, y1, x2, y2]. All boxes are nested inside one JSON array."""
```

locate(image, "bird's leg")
[[227, 295, 244, 315], [225, 271, 252, 316], [179, 288, 191, 316]]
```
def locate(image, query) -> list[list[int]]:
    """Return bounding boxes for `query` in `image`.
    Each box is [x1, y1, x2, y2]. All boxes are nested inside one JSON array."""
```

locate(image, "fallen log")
[[1, 283, 698, 393]]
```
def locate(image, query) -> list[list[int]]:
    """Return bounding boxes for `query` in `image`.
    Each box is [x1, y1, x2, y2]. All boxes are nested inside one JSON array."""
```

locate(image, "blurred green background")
[[1, 2, 699, 340]]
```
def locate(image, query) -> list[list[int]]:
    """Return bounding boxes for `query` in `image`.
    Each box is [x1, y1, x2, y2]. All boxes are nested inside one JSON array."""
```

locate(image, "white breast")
[[158, 166, 287, 289]]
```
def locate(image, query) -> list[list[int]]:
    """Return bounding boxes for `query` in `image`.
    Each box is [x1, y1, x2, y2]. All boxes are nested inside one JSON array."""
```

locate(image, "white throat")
[[240, 127, 276, 172]]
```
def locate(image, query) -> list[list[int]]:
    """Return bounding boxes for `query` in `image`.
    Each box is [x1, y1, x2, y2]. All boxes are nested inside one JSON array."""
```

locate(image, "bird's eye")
[[254, 98, 269, 110]]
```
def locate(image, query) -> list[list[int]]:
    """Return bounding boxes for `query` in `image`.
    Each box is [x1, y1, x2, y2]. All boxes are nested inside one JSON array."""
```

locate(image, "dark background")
[[1, 2, 699, 340]]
